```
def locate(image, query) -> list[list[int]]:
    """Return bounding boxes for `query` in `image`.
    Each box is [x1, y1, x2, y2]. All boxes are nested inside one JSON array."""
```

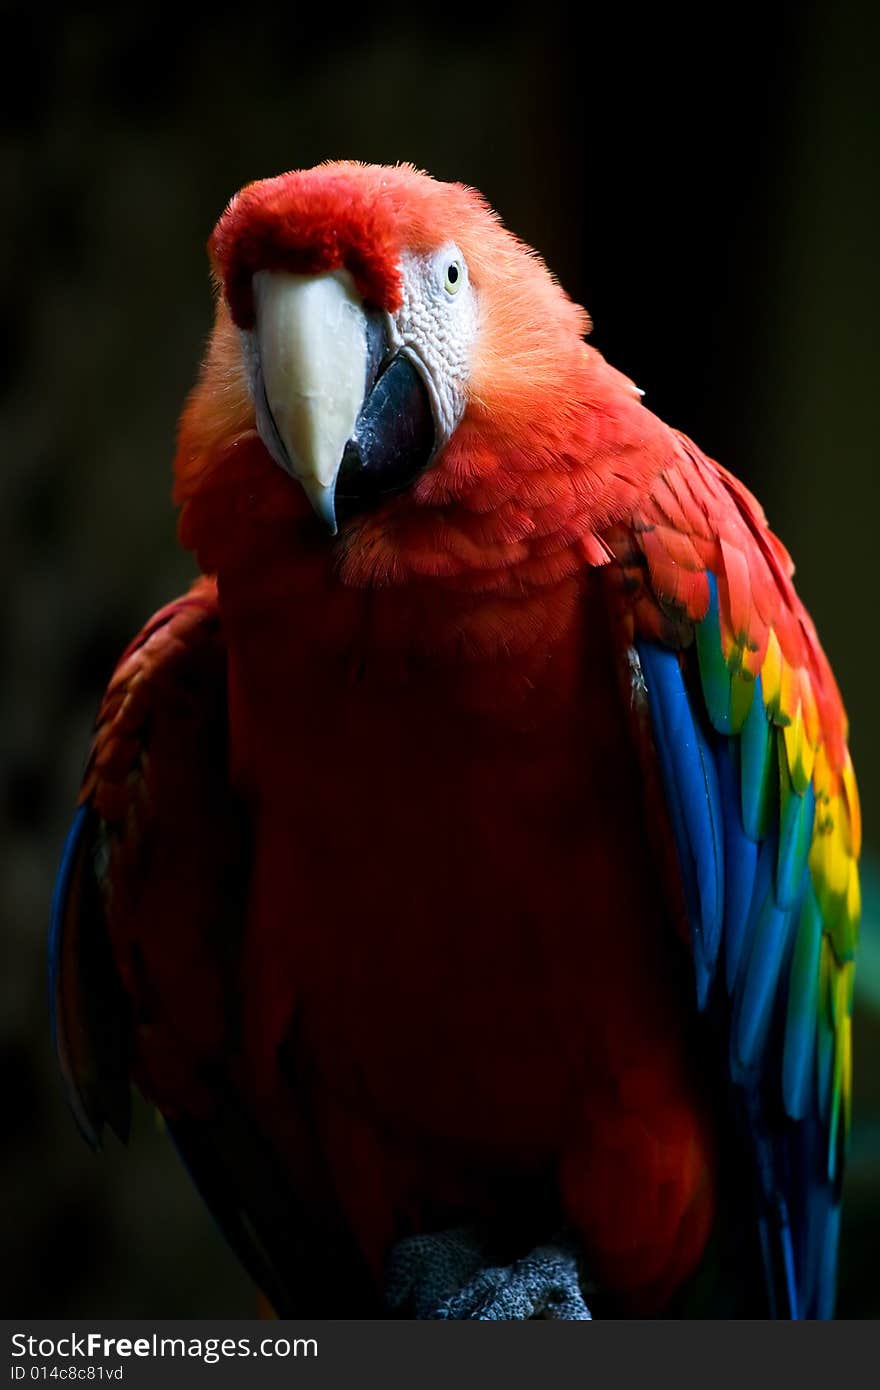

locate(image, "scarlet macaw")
[[51, 163, 860, 1319]]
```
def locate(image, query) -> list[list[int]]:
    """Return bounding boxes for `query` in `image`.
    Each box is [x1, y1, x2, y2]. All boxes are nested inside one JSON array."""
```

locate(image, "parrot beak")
[[253, 269, 367, 534], [252, 269, 436, 535]]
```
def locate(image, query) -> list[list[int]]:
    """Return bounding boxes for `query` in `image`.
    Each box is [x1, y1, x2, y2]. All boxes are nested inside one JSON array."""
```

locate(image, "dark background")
[[2, 0, 878, 1317]]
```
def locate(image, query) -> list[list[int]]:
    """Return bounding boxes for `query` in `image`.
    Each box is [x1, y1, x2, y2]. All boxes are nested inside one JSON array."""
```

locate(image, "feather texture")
[[613, 439, 860, 1319]]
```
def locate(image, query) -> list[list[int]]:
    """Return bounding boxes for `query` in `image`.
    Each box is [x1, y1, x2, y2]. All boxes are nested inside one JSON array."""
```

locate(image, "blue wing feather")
[[740, 676, 776, 840], [716, 741, 759, 991], [783, 884, 824, 1120], [48, 805, 90, 1064], [634, 630, 837, 1318], [733, 841, 797, 1076], [49, 804, 130, 1149], [636, 641, 725, 1007]]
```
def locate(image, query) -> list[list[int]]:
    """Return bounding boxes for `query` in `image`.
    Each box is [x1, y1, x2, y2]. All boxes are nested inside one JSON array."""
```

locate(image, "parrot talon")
[[385, 1229, 592, 1320]]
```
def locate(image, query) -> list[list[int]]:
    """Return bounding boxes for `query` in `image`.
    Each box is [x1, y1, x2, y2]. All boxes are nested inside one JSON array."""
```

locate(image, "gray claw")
[[386, 1229, 592, 1320], [386, 1227, 485, 1317]]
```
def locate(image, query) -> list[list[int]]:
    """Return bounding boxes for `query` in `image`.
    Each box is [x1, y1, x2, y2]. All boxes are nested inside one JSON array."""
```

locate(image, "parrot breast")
[[219, 535, 716, 1313]]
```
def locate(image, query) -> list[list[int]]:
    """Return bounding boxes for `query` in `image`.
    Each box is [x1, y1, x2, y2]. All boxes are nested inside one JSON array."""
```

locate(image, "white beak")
[[253, 268, 368, 533]]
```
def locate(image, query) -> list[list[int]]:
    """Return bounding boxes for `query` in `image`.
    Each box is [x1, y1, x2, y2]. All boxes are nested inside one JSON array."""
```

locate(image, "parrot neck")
[[217, 543, 624, 826], [217, 534, 592, 727]]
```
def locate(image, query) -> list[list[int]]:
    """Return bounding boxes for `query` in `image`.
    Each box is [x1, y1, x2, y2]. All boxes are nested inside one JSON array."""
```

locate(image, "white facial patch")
[[385, 243, 478, 447]]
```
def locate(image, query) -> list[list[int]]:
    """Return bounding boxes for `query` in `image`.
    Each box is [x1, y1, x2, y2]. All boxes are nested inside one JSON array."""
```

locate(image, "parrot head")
[[176, 162, 647, 585]]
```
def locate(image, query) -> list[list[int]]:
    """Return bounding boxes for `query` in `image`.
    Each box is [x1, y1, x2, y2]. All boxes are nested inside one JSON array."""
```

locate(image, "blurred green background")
[[2, 0, 878, 1317]]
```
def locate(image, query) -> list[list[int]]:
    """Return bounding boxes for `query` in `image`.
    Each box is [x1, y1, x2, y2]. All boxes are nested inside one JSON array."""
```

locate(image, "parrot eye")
[[443, 259, 464, 296]]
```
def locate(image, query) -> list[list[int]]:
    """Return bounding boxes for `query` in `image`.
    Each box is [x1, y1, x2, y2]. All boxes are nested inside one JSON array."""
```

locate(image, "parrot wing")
[[50, 577, 238, 1141], [50, 576, 371, 1315], [49, 580, 280, 1304], [602, 432, 860, 1319]]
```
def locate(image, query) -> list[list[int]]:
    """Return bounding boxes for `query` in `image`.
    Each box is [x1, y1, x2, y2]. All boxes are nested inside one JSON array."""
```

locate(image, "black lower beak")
[[333, 351, 435, 529]]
